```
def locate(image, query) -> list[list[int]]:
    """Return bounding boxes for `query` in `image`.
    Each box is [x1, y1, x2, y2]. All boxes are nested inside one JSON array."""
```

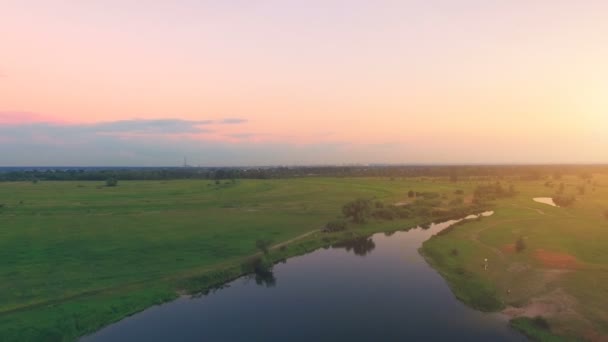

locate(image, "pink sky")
[[1, 1, 607, 165]]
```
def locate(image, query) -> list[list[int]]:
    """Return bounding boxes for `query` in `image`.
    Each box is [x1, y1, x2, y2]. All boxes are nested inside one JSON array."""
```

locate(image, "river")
[[82, 212, 525, 341]]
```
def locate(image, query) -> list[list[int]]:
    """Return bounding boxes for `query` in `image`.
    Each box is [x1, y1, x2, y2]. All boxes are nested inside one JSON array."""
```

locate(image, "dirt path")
[[271, 229, 320, 251]]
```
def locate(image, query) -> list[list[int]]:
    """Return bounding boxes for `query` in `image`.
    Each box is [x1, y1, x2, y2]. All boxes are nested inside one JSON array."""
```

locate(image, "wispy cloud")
[[0, 114, 247, 135], [219, 118, 247, 124], [92, 119, 214, 134]]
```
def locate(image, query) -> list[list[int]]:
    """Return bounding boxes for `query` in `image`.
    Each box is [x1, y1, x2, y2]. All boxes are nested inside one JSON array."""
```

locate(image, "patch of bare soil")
[[535, 249, 580, 269], [502, 243, 516, 254], [506, 262, 530, 273], [503, 288, 578, 319]]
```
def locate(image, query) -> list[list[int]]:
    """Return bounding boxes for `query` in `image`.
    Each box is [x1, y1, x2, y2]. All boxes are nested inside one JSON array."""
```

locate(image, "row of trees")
[[2, 165, 606, 182]]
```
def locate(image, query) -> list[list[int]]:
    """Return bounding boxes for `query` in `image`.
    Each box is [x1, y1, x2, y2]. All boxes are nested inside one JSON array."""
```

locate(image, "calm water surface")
[[82, 213, 525, 342]]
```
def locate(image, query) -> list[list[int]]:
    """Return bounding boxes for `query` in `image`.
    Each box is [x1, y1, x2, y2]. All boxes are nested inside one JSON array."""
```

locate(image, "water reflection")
[[82, 210, 524, 342], [241, 257, 278, 288], [246, 269, 277, 288], [332, 237, 376, 256]]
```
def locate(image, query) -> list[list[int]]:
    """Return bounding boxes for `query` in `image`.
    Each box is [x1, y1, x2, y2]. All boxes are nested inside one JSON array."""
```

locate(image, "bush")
[[255, 239, 273, 255], [393, 206, 411, 219], [324, 220, 348, 232], [374, 201, 384, 208], [407, 190, 415, 198], [449, 197, 464, 206], [105, 177, 118, 187], [553, 195, 575, 207], [450, 248, 459, 256], [372, 208, 396, 220], [516, 237, 526, 252], [454, 189, 464, 195], [342, 198, 372, 223], [419, 192, 440, 199]]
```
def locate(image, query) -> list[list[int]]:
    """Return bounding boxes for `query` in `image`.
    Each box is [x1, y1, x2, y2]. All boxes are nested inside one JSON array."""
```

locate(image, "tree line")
[[1, 165, 606, 182]]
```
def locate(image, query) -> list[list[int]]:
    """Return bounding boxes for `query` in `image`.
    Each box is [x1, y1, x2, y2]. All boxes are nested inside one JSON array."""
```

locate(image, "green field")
[[3, 175, 607, 341], [422, 175, 608, 341], [0, 177, 474, 341]]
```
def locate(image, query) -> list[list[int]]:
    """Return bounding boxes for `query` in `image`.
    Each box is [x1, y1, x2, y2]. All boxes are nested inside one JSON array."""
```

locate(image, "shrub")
[[454, 189, 464, 195], [324, 220, 348, 232], [450, 248, 459, 256], [255, 239, 273, 255], [105, 177, 118, 187], [419, 192, 440, 199], [393, 206, 411, 219], [407, 190, 415, 198], [553, 195, 575, 207], [515, 237, 526, 252], [531, 316, 550, 330], [372, 208, 396, 220], [374, 201, 384, 208], [342, 198, 372, 223], [449, 197, 464, 206]]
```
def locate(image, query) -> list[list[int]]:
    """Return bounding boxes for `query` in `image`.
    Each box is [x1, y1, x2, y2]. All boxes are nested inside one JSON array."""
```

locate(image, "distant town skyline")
[[1, 1, 607, 166]]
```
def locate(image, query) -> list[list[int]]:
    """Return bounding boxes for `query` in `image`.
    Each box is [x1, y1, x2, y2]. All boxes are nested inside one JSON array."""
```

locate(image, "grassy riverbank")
[[421, 174, 608, 341], [0, 177, 477, 341]]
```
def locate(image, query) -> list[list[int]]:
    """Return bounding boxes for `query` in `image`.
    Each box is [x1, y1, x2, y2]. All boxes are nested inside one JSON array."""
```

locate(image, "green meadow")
[[422, 175, 608, 340], [0, 177, 472, 341], [2, 175, 607, 341]]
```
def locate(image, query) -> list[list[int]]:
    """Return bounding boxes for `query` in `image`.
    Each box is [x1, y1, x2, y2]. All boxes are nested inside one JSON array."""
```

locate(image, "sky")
[[1, 0, 607, 166]]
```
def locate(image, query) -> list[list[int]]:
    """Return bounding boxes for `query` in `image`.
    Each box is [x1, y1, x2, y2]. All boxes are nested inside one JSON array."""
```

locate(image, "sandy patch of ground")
[[535, 249, 580, 269], [503, 288, 578, 318], [507, 262, 530, 273]]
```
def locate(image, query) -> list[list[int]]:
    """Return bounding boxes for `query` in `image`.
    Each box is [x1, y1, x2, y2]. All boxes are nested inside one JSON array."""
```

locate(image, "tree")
[[255, 239, 272, 255], [342, 198, 372, 223], [105, 177, 118, 187], [324, 220, 347, 232], [516, 237, 526, 252], [449, 170, 458, 182]]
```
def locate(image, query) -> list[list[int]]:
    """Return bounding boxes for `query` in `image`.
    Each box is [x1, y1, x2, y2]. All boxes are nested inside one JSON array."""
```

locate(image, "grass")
[[0, 177, 476, 341], [422, 174, 608, 340]]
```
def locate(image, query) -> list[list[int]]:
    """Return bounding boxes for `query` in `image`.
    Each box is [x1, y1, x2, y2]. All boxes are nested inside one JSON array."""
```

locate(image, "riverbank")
[[420, 175, 608, 341]]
